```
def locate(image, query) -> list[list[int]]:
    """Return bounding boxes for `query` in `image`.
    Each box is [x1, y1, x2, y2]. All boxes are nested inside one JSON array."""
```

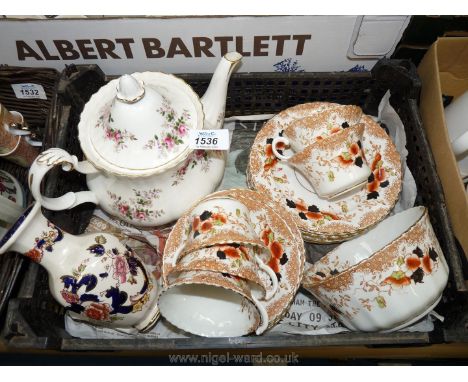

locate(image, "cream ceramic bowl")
[[302, 206, 449, 332]]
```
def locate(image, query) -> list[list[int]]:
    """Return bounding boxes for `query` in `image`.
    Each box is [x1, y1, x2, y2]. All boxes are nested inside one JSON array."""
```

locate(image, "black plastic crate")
[[0, 66, 59, 325], [1, 60, 467, 351]]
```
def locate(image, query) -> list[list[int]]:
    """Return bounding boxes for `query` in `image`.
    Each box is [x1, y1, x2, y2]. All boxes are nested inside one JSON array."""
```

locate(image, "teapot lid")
[[78, 72, 204, 177]]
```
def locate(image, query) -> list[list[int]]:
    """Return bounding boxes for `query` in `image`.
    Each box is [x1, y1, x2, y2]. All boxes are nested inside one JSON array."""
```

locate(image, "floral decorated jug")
[[0, 203, 160, 331], [29, 52, 243, 227]]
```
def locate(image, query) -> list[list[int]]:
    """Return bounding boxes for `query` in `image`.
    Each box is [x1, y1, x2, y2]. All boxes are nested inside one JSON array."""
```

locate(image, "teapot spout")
[[201, 52, 242, 130]]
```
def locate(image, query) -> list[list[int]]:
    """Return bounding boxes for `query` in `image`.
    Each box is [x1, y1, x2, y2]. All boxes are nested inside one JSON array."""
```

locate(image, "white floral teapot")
[[30, 52, 242, 227]]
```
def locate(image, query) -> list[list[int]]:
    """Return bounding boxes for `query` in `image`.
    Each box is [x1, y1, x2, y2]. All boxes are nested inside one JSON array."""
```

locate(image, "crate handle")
[[29, 148, 98, 210]]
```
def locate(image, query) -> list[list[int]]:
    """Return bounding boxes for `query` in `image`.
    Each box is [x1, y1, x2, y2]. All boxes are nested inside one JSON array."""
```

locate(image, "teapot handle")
[[29, 148, 99, 210]]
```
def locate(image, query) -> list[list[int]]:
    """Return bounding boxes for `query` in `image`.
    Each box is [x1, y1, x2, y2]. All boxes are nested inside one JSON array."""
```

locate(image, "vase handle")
[[29, 148, 99, 210]]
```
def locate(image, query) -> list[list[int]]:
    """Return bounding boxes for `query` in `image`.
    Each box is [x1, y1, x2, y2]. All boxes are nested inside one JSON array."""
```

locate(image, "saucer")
[[0, 169, 26, 237], [248, 102, 402, 243], [162, 188, 305, 330], [0, 169, 26, 207]]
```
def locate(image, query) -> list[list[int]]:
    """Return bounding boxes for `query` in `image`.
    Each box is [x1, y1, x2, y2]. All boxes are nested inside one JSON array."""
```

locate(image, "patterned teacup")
[[158, 269, 269, 336], [272, 123, 371, 199], [171, 243, 278, 301], [280, 104, 363, 152], [176, 197, 265, 261], [302, 206, 449, 332]]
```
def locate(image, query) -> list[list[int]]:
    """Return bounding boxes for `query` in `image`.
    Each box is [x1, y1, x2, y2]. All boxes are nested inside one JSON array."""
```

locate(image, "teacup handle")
[[29, 148, 99, 211], [271, 137, 292, 160], [254, 255, 279, 301], [170, 251, 279, 300], [251, 294, 269, 335]]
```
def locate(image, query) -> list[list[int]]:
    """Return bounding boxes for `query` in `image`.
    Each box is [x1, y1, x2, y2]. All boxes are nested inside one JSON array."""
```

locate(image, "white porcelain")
[[444, 91, 468, 174], [159, 269, 268, 337], [272, 123, 371, 199], [29, 52, 243, 227], [0, 203, 160, 332], [302, 206, 449, 332], [445, 91, 468, 152], [163, 189, 306, 331], [88, 72, 204, 174], [248, 102, 403, 242], [452, 130, 468, 159], [169, 195, 278, 299], [277, 104, 363, 153], [171, 244, 278, 301], [181, 196, 265, 256], [458, 156, 468, 178]]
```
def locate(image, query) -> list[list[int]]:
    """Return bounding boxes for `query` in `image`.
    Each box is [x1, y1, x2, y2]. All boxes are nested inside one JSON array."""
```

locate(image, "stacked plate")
[[160, 189, 305, 337], [0, 169, 26, 237], [247, 102, 403, 243]]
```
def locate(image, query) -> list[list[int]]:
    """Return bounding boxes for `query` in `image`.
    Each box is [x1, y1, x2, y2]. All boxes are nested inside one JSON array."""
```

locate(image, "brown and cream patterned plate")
[[248, 102, 402, 243], [162, 189, 305, 330]]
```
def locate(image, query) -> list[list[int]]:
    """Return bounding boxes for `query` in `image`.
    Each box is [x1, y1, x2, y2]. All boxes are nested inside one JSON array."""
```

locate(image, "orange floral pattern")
[[263, 134, 287, 171], [260, 225, 288, 281], [366, 153, 390, 200], [192, 210, 228, 238], [336, 140, 365, 168], [307, 243, 443, 323], [285, 199, 340, 223], [216, 244, 251, 261], [381, 246, 440, 288], [84, 302, 111, 321], [315, 121, 349, 140], [25, 222, 64, 263]]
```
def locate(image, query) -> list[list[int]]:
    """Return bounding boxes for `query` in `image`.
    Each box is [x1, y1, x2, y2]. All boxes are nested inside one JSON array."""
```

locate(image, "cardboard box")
[[418, 37, 468, 259], [0, 16, 410, 75]]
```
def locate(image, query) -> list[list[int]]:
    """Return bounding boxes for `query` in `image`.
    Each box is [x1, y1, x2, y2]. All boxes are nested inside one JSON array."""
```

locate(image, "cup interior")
[[314, 207, 426, 276], [158, 283, 260, 337]]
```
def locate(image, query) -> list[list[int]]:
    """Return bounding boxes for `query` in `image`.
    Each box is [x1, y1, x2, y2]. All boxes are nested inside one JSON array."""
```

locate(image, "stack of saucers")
[[247, 102, 403, 244], [159, 189, 305, 337]]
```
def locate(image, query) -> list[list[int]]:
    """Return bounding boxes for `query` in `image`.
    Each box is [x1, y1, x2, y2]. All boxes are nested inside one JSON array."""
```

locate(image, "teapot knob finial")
[[116, 74, 145, 103]]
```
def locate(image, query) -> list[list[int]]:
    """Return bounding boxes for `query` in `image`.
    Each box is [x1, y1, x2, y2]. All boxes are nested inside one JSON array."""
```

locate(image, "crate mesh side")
[[179, 73, 375, 116], [0, 66, 59, 324]]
